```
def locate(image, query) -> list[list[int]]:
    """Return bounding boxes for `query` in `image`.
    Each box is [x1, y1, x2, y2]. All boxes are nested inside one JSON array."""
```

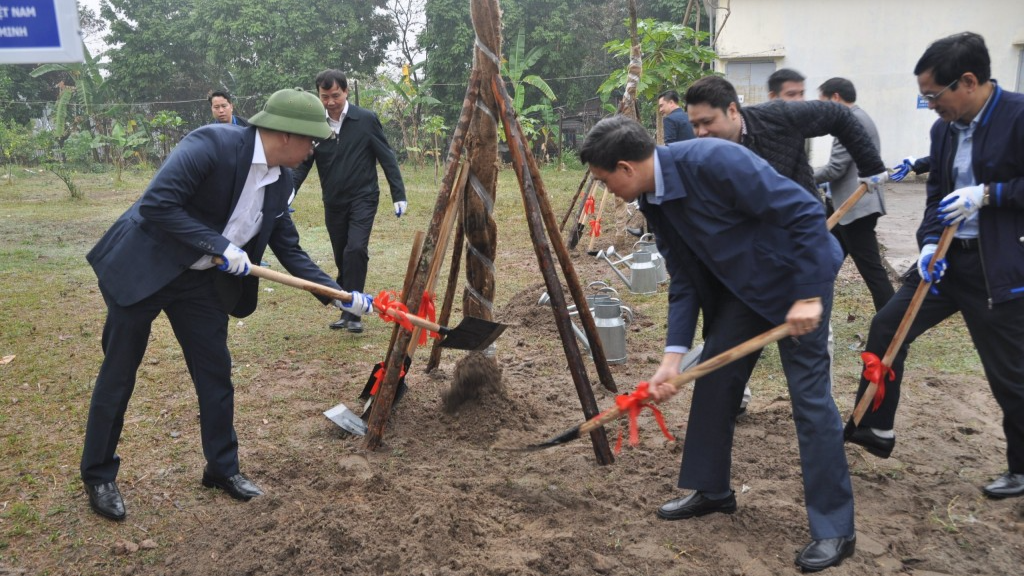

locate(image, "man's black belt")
[[953, 237, 979, 250]]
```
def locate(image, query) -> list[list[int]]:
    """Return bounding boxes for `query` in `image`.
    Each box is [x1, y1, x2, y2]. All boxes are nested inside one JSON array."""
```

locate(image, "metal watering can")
[[537, 285, 633, 364], [633, 233, 668, 284], [596, 247, 659, 295], [601, 234, 668, 285]]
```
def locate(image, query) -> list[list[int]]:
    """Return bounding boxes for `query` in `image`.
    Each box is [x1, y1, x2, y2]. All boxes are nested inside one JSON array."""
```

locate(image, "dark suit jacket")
[[293, 104, 406, 209], [641, 139, 842, 348], [919, 82, 1024, 304], [87, 124, 339, 317], [663, 107, 695, 143]]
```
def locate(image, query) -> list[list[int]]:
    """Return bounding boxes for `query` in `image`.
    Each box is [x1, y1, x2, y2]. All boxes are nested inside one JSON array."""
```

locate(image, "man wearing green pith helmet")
[[80, 88, 375, 521]]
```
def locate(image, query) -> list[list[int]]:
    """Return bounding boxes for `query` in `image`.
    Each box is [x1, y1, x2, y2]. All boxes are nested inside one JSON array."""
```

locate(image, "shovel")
[[519, 323, 792, 451], [323, 402, 369, 436], [232, 261, 507, 351], [844, 225, 955, 434]]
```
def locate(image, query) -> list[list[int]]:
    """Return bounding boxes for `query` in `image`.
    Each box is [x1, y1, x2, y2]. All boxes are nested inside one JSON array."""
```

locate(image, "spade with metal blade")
[[228, 261, 507, 351], [517, 323, 792, 451], [323, 402, 368, 436]]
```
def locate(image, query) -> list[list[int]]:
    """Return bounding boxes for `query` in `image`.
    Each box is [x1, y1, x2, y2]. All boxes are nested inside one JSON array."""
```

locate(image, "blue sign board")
[[916, 95, 930, 109], [0, 0, 83, 63], [0, 1, 59, 48]]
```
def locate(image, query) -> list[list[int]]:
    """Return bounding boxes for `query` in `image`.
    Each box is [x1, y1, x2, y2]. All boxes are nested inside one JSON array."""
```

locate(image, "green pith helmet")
[[248, 88, 332, 140]]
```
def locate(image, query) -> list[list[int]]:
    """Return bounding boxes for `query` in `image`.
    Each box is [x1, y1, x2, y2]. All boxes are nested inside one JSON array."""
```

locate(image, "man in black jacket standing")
[[294, 69, 408, 333]]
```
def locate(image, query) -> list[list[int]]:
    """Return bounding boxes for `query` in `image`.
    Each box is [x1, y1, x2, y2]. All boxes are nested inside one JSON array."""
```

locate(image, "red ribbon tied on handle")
[[375, 290, 414, 333], [860, 351, 895, 411], [589, 219, 601, 238], [583, 195, 596, 216], [602, 381, 675, 453]]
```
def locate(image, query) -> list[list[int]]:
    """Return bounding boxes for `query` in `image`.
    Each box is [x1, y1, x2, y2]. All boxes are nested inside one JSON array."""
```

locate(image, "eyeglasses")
[[921, 78, 959, 103]]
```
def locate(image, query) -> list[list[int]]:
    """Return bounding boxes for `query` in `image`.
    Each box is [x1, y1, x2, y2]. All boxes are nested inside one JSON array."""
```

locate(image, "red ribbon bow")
[[374, 290, 440, 345], [860, 351, 895, 411], [375, 290, 414, 333], [602, 382, 675, 453], [589, 219, 601, 238], [583, 195, 596, 216]]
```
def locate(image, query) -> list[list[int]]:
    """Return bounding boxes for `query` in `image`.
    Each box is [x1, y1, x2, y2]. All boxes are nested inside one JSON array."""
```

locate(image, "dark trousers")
[[854, 243, 1024, 473], [325, 198, 378, 319], [831, 213, 895, 312], [679, 291, 854, 539], [81, 270, 239, 484]]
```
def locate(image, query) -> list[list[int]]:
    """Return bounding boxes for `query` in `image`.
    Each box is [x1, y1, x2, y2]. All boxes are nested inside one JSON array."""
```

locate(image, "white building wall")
[[712, 0, 1024, 168]]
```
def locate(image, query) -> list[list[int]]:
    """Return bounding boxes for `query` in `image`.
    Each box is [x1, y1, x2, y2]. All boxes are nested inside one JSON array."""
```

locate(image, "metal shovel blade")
[[323, 403, 368, 436], [438, 316, 508, 351]]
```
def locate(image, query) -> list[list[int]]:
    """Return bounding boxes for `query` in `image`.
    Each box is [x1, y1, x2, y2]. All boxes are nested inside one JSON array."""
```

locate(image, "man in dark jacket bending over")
[[581, 115, 857, 572]]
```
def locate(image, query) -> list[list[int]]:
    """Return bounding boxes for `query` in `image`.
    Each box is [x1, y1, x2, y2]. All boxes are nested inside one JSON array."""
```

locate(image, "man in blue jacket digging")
[[846, 32, 1024, 500], [580, 115, 855, 572]]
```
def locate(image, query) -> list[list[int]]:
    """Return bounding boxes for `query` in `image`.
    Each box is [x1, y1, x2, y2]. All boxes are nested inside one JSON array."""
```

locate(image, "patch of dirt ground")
[[31, 254, 1024, 576]]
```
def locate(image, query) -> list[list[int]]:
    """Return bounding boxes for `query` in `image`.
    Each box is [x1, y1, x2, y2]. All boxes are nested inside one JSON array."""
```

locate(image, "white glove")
[[218, 243, 251, 276], [917, 243, 946, 284], [938, 184, 984, 227], [857, 171, 889, 195], [338, 291, 374, 317], [394, 201, 408, 218], [889, 156, 915, 182]]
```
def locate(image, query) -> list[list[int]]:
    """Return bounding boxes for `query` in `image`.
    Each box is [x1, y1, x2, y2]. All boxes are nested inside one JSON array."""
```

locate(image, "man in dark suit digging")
[[81, 88, 374, 521]]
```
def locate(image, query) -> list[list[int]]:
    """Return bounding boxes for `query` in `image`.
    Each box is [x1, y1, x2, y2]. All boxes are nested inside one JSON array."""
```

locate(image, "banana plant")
[[383, 65, 441, 166], [96, 121, 150, 185], [31, 45, 112, 142], [500, 29, 557, 157]]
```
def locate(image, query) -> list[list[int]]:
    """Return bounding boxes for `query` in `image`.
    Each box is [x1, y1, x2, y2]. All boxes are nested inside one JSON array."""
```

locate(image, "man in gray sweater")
[[814, 77, 895, 312]]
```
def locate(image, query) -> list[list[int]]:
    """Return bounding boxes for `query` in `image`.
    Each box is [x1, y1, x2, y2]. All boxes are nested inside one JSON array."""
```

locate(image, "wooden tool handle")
[[578, 323, 792, 435], [215, 259, 445, 334], [849, 225, 956, 426], [825, 183, 868, 230]]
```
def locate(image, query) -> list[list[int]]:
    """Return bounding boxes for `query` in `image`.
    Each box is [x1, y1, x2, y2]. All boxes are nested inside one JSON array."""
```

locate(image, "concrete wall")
[[712, 0, 1024, 168]]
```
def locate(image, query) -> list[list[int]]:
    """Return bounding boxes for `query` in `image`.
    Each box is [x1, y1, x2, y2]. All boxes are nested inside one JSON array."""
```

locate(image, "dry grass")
[[0, 162, 983, 574]]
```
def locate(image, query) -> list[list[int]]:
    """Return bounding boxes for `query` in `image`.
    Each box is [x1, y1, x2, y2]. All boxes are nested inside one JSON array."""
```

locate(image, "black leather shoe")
[[982, 472, 1024, 499], [845, 425, 894, 459], [329, 316, 348, 330], [626, 227, 644, 238], [202, 469, 263, 501], [346, 320, 364, 334], [795, 535, 855, 572], [656, 491, 736, 520], [84, 481, 126, 521]]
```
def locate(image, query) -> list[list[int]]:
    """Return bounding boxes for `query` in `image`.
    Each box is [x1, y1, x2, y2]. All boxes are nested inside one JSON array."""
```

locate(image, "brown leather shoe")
[[84, 481, 126, 521]]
